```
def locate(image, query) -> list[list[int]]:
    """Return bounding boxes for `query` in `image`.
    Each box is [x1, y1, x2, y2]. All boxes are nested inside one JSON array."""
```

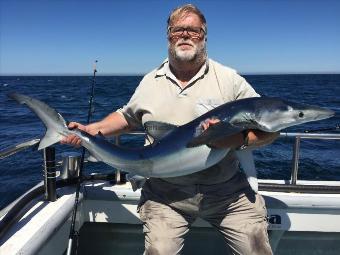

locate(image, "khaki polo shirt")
[[117, 58, 259, 185]]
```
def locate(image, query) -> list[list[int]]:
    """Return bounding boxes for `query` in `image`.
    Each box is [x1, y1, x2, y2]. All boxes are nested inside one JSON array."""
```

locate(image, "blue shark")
[[8, 93, 334, 191]]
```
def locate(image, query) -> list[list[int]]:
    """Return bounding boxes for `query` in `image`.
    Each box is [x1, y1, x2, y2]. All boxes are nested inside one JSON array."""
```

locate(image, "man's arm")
[[61, 112, 130, 147], [211, 130, 279, 150], [201, 119, 279, 149]]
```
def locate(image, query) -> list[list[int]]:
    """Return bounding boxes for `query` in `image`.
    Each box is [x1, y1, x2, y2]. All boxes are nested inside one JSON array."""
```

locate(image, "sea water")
[[0, 74, 339, 209]]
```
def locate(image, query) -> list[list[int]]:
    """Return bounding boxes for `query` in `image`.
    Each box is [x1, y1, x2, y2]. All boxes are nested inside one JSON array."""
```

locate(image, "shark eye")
[[298, 112, 304, 118]]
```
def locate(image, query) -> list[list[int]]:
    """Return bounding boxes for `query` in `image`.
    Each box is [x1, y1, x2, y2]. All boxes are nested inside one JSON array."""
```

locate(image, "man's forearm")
[[210, 130, 279, 150], [246, 130, 279, 149], [86, 112, 130, 137]]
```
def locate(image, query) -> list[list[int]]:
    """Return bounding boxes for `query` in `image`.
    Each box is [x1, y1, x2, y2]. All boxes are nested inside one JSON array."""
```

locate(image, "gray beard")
[[169, 40, 207, 64]]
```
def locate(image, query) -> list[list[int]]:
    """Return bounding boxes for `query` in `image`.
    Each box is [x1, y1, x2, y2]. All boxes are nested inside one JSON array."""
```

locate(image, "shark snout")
[[307, 107, 335, 121]]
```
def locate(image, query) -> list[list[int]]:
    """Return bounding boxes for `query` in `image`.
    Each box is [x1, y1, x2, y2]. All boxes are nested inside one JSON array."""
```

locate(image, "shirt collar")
[[155, 58, 209, 87]]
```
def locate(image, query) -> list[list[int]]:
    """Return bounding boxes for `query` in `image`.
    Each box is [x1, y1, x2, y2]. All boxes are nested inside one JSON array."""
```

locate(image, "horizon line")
[[1, 71, 340, 76]]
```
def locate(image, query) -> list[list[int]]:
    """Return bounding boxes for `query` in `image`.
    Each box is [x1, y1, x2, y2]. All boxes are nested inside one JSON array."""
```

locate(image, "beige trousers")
[[138, 175, 272, 255]]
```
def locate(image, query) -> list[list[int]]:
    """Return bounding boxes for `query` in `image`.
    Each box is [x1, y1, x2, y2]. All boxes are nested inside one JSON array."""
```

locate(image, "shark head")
[[255, 98, 335, 132]]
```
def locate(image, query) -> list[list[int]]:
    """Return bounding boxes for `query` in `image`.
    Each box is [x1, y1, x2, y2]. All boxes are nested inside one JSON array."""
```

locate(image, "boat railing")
[[1, 131, 340, 187], [1, 131, 340, 238], [113, 131, 340, 192], [279, 132, 340, 185]]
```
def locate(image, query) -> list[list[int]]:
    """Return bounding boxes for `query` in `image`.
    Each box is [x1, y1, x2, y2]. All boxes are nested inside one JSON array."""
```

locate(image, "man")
[[63, 4, 276, 255]]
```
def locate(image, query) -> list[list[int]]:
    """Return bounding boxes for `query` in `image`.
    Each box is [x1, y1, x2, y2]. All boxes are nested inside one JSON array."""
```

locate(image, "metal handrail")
[[1, 132, 339, 184], [278, 132, 340, 184], [279, 132, 340, 139], [115, 132, 340, 184]]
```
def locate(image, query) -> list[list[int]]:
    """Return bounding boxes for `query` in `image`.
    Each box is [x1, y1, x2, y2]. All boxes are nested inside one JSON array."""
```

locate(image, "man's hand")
[[60, 112, 130, 148], [246, 130, 279, 149], [201, 118, 279, 149], [60, 122, 87, 147]]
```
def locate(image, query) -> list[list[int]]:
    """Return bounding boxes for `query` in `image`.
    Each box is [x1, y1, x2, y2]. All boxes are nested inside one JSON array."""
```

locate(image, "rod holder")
[[60, 152, 81, 180], [43, 146, 57, 202]]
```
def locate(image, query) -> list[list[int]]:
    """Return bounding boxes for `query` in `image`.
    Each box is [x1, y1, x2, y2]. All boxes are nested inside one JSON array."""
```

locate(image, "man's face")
[[168, 13, 206, 62]]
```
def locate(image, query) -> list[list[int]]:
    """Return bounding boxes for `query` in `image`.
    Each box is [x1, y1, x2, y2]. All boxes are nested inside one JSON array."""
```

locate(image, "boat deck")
[[77, 180, 340, 255], [1, 179, 340, 255]]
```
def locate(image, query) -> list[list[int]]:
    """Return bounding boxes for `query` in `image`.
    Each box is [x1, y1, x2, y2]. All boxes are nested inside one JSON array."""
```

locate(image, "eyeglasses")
[[168, 26, 206, 39]]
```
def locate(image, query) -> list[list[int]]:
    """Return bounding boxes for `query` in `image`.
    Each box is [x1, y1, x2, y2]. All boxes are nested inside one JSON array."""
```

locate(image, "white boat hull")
[[1, 179, 340, 254]]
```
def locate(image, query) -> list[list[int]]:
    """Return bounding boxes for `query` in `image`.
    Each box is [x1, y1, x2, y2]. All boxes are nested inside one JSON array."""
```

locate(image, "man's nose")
[[181, 30, 190, 38]]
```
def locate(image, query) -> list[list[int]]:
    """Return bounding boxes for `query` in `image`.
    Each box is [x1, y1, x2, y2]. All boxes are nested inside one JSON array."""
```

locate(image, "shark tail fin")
[[8, 93, 69, 150], [38, 129, 62, 150]]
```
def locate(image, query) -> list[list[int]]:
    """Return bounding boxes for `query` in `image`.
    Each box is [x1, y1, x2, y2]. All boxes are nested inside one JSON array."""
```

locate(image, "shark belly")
[[148, 146, 229, 178]]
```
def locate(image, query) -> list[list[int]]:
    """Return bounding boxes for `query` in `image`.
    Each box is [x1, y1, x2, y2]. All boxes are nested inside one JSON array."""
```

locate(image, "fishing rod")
[[66, 60, 98, 255]]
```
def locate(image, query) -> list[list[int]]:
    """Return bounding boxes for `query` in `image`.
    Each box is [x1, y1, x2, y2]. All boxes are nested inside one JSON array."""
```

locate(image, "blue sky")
[[1, 0, 339, 75]]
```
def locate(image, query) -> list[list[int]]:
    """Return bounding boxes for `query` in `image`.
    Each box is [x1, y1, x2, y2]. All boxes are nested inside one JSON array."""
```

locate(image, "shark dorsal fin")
[[144, 121, 177, 142]]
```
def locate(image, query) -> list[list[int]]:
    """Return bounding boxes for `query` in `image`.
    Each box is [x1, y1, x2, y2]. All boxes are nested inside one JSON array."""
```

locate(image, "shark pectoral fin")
[[38, 129, 61, 150], [187, 122, 243, 147], [235, 149, 258, 193], [144, 121, 178, 142]]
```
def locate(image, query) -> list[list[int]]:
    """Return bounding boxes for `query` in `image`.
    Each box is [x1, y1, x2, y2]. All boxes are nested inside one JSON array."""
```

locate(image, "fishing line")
[[66, 60, 97, 255]]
